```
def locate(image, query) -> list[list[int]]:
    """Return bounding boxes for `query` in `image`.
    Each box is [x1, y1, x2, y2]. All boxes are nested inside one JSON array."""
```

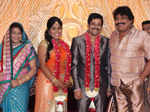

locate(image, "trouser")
[[115, 79, 144, 112], [144, 76, 150, 112]]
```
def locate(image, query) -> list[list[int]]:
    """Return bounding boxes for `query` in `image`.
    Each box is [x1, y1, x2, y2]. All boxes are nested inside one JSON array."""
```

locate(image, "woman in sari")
[[0, 22, 37, 112], [34, 16, 72, 112]]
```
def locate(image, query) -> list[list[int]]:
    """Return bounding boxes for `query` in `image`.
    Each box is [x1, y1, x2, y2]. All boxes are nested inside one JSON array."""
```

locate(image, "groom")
[[71, 13, 111, 112]]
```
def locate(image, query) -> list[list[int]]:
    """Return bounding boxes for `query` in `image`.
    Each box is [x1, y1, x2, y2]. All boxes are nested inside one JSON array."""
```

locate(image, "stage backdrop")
[[0, 0, 150, 49]]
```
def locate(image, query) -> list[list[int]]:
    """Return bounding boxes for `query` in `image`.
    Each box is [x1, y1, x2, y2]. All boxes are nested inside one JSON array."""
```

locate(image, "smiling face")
[[114, 14, 133, 33], [88, 18, 102, 37], [48, 21, 62, 40], [10, 27, 22, 43]]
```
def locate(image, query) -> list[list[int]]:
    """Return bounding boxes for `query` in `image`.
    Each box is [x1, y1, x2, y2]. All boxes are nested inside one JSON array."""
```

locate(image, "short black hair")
[[142, 20, 150, 26], [88, 13, 103, 26], [113, 6, 134, 22]]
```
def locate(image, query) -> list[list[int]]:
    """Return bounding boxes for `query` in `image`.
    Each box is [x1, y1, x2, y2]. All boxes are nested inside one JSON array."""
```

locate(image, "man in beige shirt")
[[110, 6, 150, 112]]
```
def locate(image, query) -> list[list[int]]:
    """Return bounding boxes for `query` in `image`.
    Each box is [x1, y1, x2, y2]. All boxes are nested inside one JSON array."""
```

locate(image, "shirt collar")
[[115, 26, 136, 36]]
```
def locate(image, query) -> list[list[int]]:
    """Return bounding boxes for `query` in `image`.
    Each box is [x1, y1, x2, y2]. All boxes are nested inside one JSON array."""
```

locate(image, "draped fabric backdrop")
[[0, 0, 150, 49]]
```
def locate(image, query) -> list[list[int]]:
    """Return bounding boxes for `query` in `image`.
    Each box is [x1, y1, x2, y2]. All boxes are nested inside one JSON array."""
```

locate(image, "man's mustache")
[[92, 28, 100, 30], [116, 22, 125, 26]]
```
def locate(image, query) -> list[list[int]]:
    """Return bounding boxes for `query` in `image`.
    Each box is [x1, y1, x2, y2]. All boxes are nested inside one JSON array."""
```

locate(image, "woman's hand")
[[52, 78, 65, 89], [64, 81, 72, 88], [74, 89, 82, 100], [11, 80, 20, 88]]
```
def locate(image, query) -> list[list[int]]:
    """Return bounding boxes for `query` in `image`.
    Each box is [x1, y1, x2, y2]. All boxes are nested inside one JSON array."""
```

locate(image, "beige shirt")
[[110, 27, 150, 86]]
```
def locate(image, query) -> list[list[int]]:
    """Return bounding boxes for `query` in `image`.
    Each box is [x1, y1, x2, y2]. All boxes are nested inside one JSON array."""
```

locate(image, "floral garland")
[[52, 39, 71, 93], [85, 32, 101, 112]]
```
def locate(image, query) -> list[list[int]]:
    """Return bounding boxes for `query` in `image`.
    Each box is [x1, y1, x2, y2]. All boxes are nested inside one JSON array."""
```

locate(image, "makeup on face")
[[48, 22, 62, 40], [11, 27, 22, 44]]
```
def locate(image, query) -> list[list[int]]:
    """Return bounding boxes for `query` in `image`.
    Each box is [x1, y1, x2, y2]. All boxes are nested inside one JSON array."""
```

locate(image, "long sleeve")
[[106, 40, 112, 90], [71, 38, 80, 89]]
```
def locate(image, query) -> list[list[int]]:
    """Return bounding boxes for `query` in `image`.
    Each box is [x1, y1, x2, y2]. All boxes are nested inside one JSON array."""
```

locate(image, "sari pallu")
[[0, 31, 36, 112]]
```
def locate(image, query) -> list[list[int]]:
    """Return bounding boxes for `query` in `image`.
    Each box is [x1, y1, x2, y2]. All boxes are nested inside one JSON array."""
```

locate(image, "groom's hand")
[[74, 89, 82, 100], [107, 89, 112, 97]]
